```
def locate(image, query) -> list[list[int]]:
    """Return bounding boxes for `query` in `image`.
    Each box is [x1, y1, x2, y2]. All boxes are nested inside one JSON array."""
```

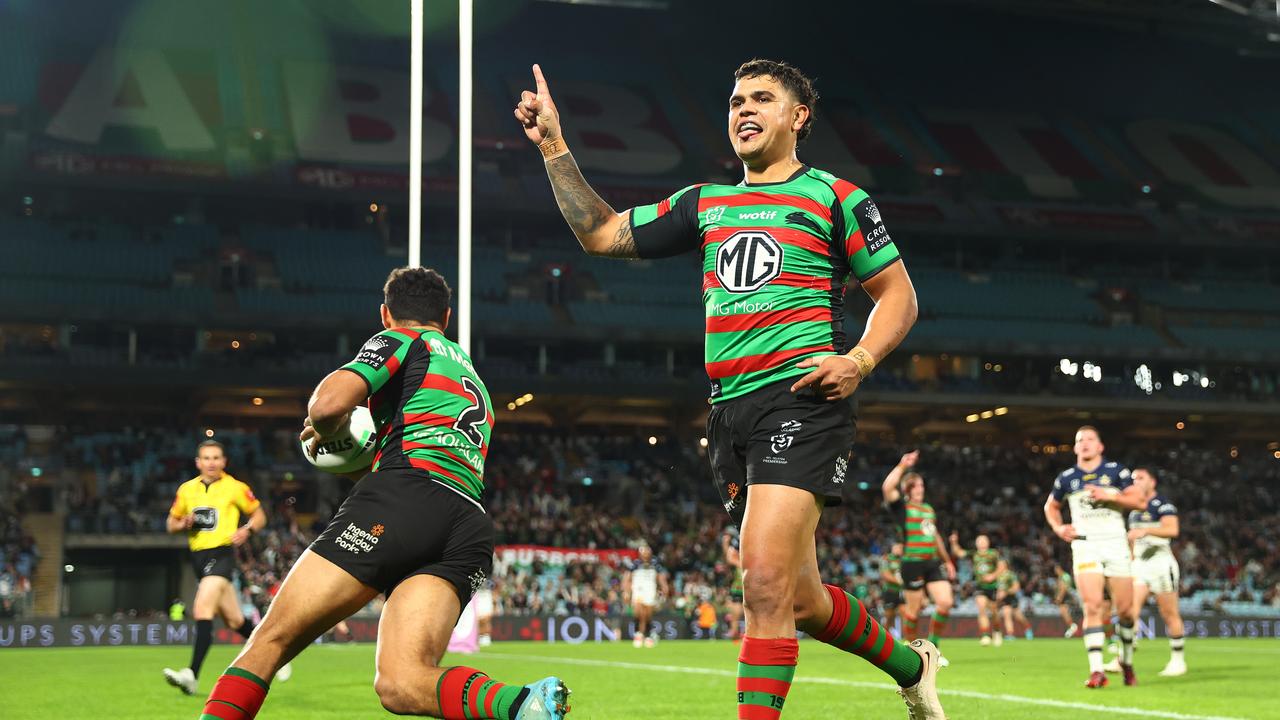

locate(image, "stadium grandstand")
[[2, 0, 1280, 718]]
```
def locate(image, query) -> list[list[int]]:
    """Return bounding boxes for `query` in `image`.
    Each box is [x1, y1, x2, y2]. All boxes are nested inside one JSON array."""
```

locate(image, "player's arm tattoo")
[[544, 153, 638, 258], [607, 213, 638, 258]]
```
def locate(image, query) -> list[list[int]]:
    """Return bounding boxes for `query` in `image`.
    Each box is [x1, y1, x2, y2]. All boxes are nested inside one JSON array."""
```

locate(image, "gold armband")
[[539, 136, 569, 160], [848, 346, 876, 377]]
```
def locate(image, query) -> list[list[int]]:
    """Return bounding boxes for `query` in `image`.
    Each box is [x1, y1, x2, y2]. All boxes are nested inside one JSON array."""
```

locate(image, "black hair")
[[383, 266, 451, 325], [734, 58, 819, 142]]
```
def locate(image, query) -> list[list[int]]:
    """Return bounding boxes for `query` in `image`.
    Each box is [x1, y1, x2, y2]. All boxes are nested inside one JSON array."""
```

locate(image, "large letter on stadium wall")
[[1127, 119, 1280, 209], [521, 80, 682, 175], [45, 46, 215, 151], [923, 109, 1084, 199], [283, 61, 450, 165]]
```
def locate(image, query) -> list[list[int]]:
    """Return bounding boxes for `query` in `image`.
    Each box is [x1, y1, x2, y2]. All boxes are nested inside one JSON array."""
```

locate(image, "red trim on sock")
[[205, 675, 267, 719], [739, 704, 784, 720], [482, 681, 501, 718], [873, 631, 897, 665], [467, 680, 483, 719], [200, 701, 242, 720], [815, 584, 849, 642], [438, 667, 483, 720], [853, 607, 883, 654], [736, 676, 793, 696], [739, 636, 799, 666]]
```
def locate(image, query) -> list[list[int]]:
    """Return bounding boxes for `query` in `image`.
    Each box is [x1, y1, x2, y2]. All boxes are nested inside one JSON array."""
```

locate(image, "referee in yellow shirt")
[[162, 440, 288, 694]]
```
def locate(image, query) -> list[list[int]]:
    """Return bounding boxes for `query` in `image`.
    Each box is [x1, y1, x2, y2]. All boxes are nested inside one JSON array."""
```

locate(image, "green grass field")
[[0, 638, 1271, 719]]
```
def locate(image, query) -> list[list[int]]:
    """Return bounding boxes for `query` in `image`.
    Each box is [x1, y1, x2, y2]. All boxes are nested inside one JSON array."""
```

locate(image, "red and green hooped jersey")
[[340, 327, 493, 506], [883, 553, 903, 591], [972, 549, 1002, 588], [886, 498, 939, 562], [630, 165, 902, 402]]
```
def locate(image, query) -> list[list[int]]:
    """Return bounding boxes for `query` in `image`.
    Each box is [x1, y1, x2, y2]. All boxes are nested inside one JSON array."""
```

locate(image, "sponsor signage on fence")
[[6, 613, 1279, 647]]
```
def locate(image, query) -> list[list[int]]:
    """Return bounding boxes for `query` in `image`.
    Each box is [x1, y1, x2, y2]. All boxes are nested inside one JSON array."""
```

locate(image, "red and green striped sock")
[[436, 666, 529, 720], [929, 610, 949, 647], [737, 636, 797, 720], [199, 667, 269, 720], [902, 612, 919, 641], [813, 584, 924, 687]]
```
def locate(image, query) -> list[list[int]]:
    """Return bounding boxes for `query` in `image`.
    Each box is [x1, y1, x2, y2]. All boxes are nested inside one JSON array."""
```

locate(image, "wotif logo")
[[738, 210, 777, 220], [715, 231, 783, 294]]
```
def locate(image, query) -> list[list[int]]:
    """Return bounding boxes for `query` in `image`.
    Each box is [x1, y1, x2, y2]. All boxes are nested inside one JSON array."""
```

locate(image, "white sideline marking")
[[474, 651, 1248, 720]]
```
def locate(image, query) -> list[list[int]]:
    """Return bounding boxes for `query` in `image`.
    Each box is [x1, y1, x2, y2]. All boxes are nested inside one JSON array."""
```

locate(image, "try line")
[[473, 651, 1248, 720]]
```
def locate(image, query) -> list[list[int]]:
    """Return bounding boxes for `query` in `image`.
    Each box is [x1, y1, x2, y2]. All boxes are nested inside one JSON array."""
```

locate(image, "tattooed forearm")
[[545, 153, 616, 242], [607, 214, 638, 258]]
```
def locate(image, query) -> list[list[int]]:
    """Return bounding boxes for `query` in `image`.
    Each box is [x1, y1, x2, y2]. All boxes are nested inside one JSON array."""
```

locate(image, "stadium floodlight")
[[1059, 358, 1078, 376], [1082, 361, 1102, 382], [1134, 364, 1154, 395]]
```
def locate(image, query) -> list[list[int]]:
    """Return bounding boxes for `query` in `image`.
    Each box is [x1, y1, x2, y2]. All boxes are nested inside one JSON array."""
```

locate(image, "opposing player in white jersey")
[[1043, 426, 1146, 688], [624, 544, 670, 648], [1128, 467, 1186, 677]]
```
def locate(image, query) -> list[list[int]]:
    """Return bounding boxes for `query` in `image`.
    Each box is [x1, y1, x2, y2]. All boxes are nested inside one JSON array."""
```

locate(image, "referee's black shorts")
[[310, 469, 494, 606], [190, 545, 237, 581]]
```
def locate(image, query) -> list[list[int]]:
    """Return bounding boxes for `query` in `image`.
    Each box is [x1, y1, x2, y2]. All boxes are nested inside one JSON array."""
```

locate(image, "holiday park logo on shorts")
[[336, 522, 383, 555], [469, 568, 488, 595]]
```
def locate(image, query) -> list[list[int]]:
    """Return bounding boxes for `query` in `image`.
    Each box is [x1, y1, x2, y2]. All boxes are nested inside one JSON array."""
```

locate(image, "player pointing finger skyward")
[[519, 59, 939, 719]]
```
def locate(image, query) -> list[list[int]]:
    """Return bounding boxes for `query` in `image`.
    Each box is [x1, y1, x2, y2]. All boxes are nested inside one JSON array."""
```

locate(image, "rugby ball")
[[302, 406, 379, 474]]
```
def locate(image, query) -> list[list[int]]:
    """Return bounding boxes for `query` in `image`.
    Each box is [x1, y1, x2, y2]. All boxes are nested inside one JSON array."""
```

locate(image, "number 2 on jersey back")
[[453, 376, 488, 446]]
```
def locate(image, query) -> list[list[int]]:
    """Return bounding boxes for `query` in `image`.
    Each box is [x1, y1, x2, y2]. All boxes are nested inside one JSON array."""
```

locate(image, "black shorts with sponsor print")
[[900, 559, 945, 590], [190, 545, 237, 581], [882, 589, 904, 608], [1000, 593, 1020, 609], [311, 469, 493, 605], [707, 378, 856, 524], [975, 585, 999, 601]]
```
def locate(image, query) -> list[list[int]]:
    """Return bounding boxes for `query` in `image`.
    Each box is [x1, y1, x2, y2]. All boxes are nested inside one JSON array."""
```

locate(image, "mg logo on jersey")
[[716, 231, 783, 294]]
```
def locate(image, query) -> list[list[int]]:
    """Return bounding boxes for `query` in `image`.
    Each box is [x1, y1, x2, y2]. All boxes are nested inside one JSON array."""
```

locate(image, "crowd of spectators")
[[4, 421, 1279, 623], [0, 477, 40, 618], [481, 430, 1280, 622]]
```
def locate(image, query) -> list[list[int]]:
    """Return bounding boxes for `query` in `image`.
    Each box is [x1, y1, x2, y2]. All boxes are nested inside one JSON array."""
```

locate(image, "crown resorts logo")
[[864, 201, 882, 225]]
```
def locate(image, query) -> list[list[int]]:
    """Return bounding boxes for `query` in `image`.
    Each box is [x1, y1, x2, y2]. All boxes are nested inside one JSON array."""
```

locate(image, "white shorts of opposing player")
[[1134, 553, 1179, 595], [1071, 538, 1132, 577]]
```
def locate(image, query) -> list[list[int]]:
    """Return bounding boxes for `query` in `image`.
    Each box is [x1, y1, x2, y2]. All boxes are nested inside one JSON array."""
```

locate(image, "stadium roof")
[[928, 0, 1280, 55]]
